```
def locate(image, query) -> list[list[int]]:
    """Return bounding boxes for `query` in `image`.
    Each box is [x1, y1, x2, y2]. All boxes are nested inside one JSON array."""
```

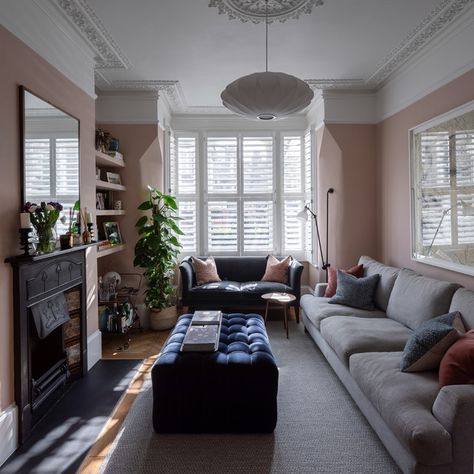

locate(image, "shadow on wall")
[[314, 124, 377, 287]]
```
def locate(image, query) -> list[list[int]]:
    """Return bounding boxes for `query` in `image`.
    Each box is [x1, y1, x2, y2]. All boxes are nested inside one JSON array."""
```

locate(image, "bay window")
[[169, 130, 314, 259]]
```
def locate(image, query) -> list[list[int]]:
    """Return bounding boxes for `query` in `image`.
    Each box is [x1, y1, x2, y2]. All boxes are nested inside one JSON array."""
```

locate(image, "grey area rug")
[[101, 322, 401, 474]]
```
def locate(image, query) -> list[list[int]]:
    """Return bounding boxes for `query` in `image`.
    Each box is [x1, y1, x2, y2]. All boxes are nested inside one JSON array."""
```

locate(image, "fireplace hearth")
[[6, 245, 91, 444]]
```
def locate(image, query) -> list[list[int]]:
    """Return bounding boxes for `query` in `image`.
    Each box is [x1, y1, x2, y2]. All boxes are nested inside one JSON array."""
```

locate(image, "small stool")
[[151, 313, 279, 433], [261, 292, 296, 339]]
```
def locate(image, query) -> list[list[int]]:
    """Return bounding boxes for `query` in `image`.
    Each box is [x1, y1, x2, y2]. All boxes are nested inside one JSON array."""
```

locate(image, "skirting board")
[[87, 330, 102, 371], [0, 404, 18, 467]]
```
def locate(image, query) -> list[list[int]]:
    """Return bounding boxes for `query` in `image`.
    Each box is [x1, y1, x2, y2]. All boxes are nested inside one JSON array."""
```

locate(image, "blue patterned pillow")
[[401, 312, 465, 372], [328, 270, 380, 310]]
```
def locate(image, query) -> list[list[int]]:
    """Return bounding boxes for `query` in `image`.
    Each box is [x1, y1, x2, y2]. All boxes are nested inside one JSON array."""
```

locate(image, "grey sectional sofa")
[[300, 256, 474, 474]]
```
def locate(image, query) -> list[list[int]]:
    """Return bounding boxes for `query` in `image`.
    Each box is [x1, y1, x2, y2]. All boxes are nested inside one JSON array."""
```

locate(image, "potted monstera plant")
[[134, 186, 183, 330]]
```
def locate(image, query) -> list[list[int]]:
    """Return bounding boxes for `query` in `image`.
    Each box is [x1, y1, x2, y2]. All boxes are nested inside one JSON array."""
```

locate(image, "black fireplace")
[[6, 246, 91, 444]]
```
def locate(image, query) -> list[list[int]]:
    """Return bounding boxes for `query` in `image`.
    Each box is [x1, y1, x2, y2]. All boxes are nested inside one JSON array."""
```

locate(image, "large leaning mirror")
[[411, 100, 474, 275], [21, 87, 80, 234]]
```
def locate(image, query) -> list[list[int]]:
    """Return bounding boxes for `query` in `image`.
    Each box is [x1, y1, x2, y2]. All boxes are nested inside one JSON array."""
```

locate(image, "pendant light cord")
[[265, 0, 268, 72]]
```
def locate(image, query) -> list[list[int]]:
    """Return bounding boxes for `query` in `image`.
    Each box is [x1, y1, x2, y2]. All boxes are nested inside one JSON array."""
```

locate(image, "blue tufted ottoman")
[[151, 313, 278, 433]]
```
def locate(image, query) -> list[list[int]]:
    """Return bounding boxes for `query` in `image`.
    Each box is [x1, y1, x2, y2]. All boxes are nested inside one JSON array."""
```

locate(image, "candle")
[[20, 212, 31, 229], [86, 212, 93, 224]]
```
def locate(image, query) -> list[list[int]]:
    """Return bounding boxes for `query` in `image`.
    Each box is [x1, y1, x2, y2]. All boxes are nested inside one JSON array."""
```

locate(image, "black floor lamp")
[[297, 188, 334, 281]]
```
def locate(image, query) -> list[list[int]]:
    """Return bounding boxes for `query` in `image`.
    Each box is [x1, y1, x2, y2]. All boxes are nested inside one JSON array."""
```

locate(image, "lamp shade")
[[221, 71, 314, 120], [296, 208, 309, 221]]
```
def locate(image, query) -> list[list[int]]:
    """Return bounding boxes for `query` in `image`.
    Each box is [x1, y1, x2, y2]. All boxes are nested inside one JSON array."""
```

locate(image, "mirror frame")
[[19, 85, 81, 210]]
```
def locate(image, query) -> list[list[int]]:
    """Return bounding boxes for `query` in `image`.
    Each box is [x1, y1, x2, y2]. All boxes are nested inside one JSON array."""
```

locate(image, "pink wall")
[[311, 123, 377, 286], [96, 123, 164, 318], [376, 68, 474, 289], [0, 25, 97, 411]]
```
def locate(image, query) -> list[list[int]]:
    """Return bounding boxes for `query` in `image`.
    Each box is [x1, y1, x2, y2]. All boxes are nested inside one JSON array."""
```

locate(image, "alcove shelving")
[[95, 149, 127, 258]]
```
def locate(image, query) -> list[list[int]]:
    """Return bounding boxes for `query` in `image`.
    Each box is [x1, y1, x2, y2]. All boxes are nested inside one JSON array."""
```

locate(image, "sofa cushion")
[[189, 281, 241, 306], [320, 316, 412, 366], [449, 288, 474, 330], [386, 268, 460, 330], [358, 256, 400, 311], [349, 352, 452, 466], [241, 281, 292, 295], [300, 295, 386, 330], [329, 271, 379, 310], [324, 264, 364, 297], [191, 256, 221, 285], [439, 329, 474, 387], [401, 312, 465, 372], [261, 255, 291, 284]]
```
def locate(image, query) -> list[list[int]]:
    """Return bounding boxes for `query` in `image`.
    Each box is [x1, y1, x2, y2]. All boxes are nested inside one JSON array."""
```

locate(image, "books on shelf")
[[191, 310, 222, 325], [181, 324, 220, 352]]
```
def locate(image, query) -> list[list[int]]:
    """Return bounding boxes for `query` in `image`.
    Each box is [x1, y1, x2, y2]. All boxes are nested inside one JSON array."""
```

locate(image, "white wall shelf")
[[95, 150, 125, 168], [96, 243, 126, 258], [96, 209, 126, 216], [96, 180, 126, 192]]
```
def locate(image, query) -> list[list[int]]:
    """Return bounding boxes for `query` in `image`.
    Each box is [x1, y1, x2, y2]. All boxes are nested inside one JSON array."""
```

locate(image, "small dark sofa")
[[179, 256, 304, 321]]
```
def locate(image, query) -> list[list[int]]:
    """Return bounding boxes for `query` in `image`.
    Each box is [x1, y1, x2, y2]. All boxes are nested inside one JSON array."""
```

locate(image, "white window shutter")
[[207, 137, 238, 194], [243, 137, 273, 194]]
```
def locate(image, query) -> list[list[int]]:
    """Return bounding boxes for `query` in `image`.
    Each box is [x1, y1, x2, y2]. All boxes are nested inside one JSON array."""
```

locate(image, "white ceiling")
[[51, 0, 472, 113]]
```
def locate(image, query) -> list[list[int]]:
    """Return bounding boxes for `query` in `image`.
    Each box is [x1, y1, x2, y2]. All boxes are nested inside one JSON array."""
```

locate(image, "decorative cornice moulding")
[[366, 0, 473, 85], [102, 80, 184, 111], [305, 79, 370, 91], [208, 0, 324, 23], [51, 0, 130, 68], [47, 0, 474, 117]]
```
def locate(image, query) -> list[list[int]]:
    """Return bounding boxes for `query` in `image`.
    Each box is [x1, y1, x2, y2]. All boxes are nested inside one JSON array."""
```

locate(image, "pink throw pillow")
[[324, 264, 364, 297], [191, 257, 221, 286], [261, 255, 292, 284], [439, 329, 474, 387]]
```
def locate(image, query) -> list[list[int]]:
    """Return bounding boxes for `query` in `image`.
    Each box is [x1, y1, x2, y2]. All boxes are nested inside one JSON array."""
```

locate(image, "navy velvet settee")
[[179, 256, 304, 321]]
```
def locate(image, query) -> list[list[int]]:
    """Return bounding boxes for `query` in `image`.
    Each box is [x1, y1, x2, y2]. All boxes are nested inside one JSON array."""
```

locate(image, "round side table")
[[261, 292, 296, 339]]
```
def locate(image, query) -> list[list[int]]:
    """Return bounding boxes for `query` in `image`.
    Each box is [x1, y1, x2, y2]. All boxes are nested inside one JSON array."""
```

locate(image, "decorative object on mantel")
[[134, 187, 183, 331], [19, 228, 33, 256], [80, 207, 93, 244], [297, 188, 334, 281], [59, 200, 81, 250], [19, 212, 33, 256], [23, 201, 63, 254], [220, 0, 314, 120]]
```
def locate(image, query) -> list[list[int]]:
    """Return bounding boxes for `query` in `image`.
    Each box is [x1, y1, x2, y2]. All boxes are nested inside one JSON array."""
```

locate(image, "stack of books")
[[181, 310, 222, 352]]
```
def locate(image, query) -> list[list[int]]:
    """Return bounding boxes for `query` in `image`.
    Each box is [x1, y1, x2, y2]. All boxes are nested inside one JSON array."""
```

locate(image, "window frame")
[[168, 129, 313, 260], [410, 99, 474, 276]]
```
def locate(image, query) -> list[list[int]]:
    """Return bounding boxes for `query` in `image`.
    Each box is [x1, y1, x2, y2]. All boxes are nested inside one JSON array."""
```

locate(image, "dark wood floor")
[[1, 359, 141, 474]]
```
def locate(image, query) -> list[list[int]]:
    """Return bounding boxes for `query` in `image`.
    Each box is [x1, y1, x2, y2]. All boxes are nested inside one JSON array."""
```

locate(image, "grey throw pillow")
[[401, 312, 465, 372], [328, 270, 380, 310]]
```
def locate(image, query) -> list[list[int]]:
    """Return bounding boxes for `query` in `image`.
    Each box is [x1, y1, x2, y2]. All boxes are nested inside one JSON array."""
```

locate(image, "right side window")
[[411, 104, 474, 274]]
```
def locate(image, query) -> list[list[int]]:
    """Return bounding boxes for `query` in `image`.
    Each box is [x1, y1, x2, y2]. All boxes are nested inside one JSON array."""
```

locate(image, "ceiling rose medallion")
[[209, 0, 324, 23]]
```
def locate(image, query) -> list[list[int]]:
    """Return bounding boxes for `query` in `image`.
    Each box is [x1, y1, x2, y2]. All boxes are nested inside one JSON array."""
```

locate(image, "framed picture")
[[106, 172, 122, 185], [103, 221, 122, 246]]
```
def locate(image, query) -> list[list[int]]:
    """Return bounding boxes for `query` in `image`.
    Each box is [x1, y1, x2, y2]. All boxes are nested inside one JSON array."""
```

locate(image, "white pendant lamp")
[[221, 0, 314, 121]]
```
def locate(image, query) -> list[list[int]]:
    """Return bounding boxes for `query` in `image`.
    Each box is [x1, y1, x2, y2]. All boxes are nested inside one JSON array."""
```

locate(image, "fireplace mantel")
[[6, 244, 93, 444]]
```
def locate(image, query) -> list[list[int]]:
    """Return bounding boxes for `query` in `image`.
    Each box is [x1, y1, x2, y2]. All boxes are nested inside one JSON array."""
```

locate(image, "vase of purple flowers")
[[24, 201, 63, 254]]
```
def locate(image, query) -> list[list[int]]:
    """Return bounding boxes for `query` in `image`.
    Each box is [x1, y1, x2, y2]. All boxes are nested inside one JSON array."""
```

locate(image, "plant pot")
[[60, 233, 74, 250], [150, 306, 178, 331]]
